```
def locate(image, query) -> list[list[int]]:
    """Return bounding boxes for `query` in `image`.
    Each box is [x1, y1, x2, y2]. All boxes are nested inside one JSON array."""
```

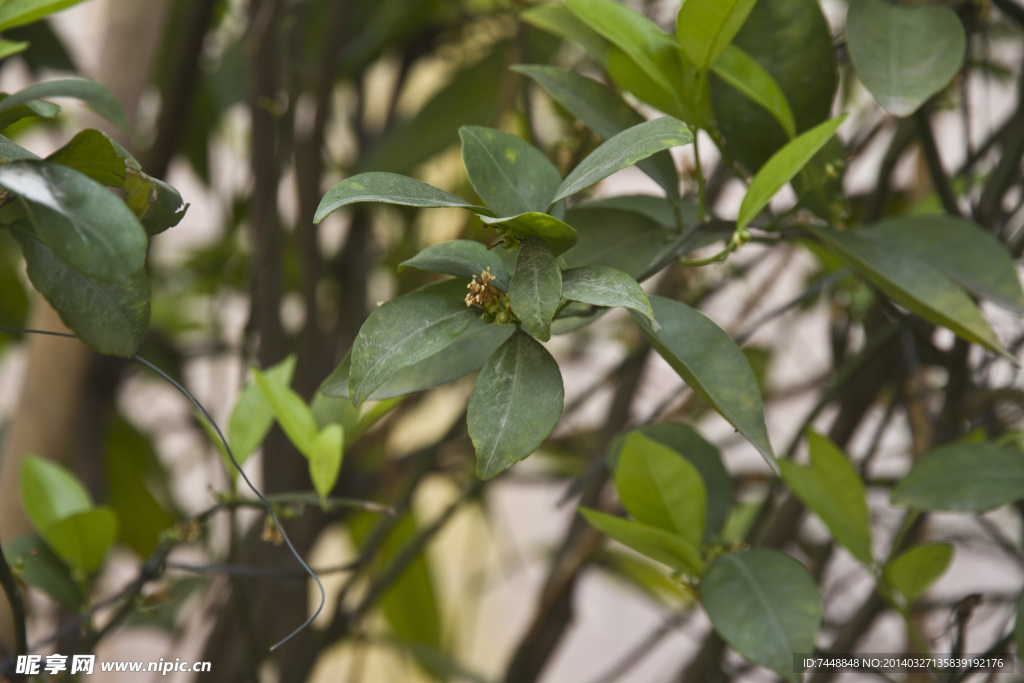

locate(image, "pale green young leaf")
[[884, 543, 953, 604], [520, 4, 610, 66], [676, 0, 757, 70], [309, 425, 344, 505], [41, 507, 118, 574], [315, 172, 488, 223], [19, 455, 92, 533], [551, 117, 692, 204], [737, 114, 846, 232], [561, 265, 654, 322], [0, 39, 29, 61], [711, 44, 796, 138], [459, 126, 562, 217], [477, 212, 578, 256], [891, 442, 1024, 513], [469, 331, 563, 479], [509, 239, 561, 342], [579, 508, 702, 575], [0, 0, 89, 31], [228, 355, 297, 470], [253, 367, 319, 458], [702, 549, 822, 681]]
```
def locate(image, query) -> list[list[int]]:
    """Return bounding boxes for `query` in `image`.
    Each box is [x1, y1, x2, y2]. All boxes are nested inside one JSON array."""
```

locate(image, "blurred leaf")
[[711, 45, 795, 138], [3, 534, 82, 609], [561, 265, 653, 322], [0, 78, 127, 131], [42, 508, 118, 574], [631, 297, 776, 472], [1, 18, 75, 73], [47, 128, 131, 187], [228, 355, 297, 472], [0, 39, 30, 61], [459, 126, 562, 217], [737, 114, 846, 232], [315, 172, 488, 224], [512, 65, 678, 197], [779, 430, 873, 565], [521, 3, 609, 66], [579, 508, 701, 575], [18, 455, 91, 539], [469, 331, 563, 479], [615, 433, 706, 549], [811, 225, 1005, 355], [701, 549, 822, 681], [1016, 590, 1024, 663], [399, 240, 510, 291], [884, 543, 953, 604], [552, 118, 692, 204], [350, 279, 479, 404], [478, 212, 578, 256], [0, 134, 39, 162], [0, 95, 59, 131], [891, 442, 1024, 513], [676, 0, 756, 70], [309, 425, 344, 505], [253, 367, 319, 458], [0, 0, 87, 31], [865, 215, 1024, 314], [846, 0, 965, 117], [509, 238, 561, 342]]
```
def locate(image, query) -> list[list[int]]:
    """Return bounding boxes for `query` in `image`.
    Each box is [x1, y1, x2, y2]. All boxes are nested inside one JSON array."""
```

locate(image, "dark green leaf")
[[521, 4, 610, 67], [885, 543, 953, 604], [737, 114, 846, 231], [459, 125, 561, 216], [11, 223, 149, 357], [701, 549, 822, 681], [631, 297, 776, 471], [228, 355, 297, 469], [315, 172, 487, 223], [350, 279, 479, 404], [608, 423, 731, 539], [2, 535, 82, 609], [891, 442, 1024, 513], [46, 128, 130, 187], [711, 45, 796, 138], [310, 425, 344, 504], [552, 117, 692, 204], [0, 94, 59, 130], [469, 331, 563, 479], [561, 265, 654, 322], [0, 133, 39, 162], [577, 194, 693, 230], [562, 204, 679, 279], [579, 508, 701, 575], [0, 0, 89, 31], [615, 433, 706, 549], [253, 367, 319, 458], [865, 215, 1024, 314], [0, 77, 127, 131], [676, 0, 757, 70], [124, 171, 188, 236], [509, 239, 561, 342], [19, 455, 92, 532], [477, 212, 578, 256], [399, 240, 510, 290], [41, 507, 117, 574], [779, 430, 873, 565], [511, 65, 678, 197], [846, 0, 966, 117], [811, 225, 1005, 355]]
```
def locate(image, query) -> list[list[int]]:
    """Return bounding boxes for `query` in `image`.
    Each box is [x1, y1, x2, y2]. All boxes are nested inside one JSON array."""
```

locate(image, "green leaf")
[[477, 212, 578, 256], [615, 433, 706, 549], [228, 355, 297, 470], [350, 279, 479, 404], [701, 549, 822, 681], [11, 223, 149, 357], [521, 4, 610, 67], [0, 77, 127, 131], [459, 125, 562, 217], [0, 0, 89, 31], [314, 172, 488, 224], [19, 455, 92, 532], [0, 160, 148, 285], [0, 94, 59, 130], [124, 170, 188, 236], [711, 45, 796, 139], [608, 424, 731, 539], [2, 535, 82, 609], [579, 508, 702, 575], [253, 367, 319, 458], [309, 425, 344, 504], [46, 128, 131, 187], [322, 321, 513, 401], [509, 238, 561, 342], [561, 265, 654, 322], [562, 204, 683, 279], [676, 0, 757, 70], [884, 543, 953, 604], [511, 65, 679, 197], [865, 215, 1024, 314], [41, 507, 118, 574], [469, 331, 563, 479], [399, 240, 510, 291], [631, 297, 776, 472], [0, 39, 29, 61], [736, 114, 846, 232], [846, 0, 966, 117], [552, 118, 692, 205], [891, 442, 1024, 513], [778, 430, 873, 565], [811, 225, 1005, 355], [0, 133, 40, 162]]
